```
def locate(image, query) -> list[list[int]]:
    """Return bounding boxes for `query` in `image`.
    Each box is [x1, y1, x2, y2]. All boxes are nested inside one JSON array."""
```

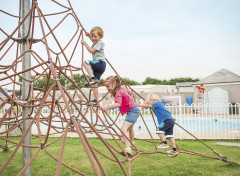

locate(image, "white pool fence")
[[1, 103, 239, 139]]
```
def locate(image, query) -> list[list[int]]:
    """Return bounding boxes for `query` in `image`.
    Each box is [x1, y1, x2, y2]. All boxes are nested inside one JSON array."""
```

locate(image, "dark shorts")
[[156, 119, 174, 138], [88, 59, 106, 80]]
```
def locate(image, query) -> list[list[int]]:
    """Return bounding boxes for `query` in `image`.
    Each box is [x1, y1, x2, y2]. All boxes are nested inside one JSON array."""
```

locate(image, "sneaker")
[[85, 78, 99, 86], [167, 149, 178, 155], [90, 99, 97, 105], [120, 149, 133, 157], [157, 143, 169, 149], [91, 78, 99, 84]]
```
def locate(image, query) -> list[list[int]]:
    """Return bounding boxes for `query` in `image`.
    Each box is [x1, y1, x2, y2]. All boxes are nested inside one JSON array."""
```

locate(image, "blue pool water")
[[32, 113, 240, 133], [133, 116, 240, 133]]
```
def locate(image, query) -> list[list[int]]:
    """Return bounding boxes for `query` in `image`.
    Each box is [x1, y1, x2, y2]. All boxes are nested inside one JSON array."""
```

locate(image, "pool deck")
[[1, 128, 239, 140], [216, 142, 240, 147], [27, 129, 240, 140]]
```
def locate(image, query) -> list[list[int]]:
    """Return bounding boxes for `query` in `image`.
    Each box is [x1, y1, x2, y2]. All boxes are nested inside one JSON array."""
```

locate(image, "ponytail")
[[105, 75, 121, 97]]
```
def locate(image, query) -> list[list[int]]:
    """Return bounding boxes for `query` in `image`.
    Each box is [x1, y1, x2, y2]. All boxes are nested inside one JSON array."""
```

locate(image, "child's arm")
[[101, 103, 121, 111], [81, 40, 96, 53], [84, 31, 94, 42], [84, 31, 90, 37], [81, 31, 96, 52], [137, 102, 152, 108]]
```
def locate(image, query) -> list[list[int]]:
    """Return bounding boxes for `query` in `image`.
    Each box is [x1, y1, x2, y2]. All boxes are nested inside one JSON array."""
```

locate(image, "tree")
[[142, 77, 163, 85], [33, 76, 54, 90], [168, 77, 200, 85], [142, 77, 200, 85], [58, 74, 88, 89], [32, 75, 200, 89], [33, 74, 90, 90], [122, 77, 141, 85], [73, 74, 88, 88]]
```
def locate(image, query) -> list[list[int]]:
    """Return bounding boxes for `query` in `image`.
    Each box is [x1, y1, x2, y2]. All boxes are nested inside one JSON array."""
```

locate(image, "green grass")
[[0, 137, 240, 176]]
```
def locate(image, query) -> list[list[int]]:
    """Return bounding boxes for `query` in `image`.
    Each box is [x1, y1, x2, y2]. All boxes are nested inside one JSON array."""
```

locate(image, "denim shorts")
[[125, 105, 140, 123]]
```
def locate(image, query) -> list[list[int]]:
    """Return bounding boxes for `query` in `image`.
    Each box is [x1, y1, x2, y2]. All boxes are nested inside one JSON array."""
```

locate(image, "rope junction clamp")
[[39, 142, 46, 149], [14, 99, 27, 104]]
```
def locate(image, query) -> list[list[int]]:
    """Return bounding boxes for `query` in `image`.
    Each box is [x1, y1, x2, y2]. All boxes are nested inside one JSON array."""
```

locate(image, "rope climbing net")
[[0, 0, 237, 175]]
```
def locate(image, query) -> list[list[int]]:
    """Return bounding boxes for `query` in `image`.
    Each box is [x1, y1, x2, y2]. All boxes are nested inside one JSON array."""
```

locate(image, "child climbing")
[[137, 94, 178, 154], [81, 26, 106, 105], [100, 76, 140, 157]]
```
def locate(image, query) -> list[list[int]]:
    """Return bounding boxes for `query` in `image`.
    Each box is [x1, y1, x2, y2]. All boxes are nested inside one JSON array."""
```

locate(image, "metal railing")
[[148, 103, 240, 139], [1, 103, 239, 139]]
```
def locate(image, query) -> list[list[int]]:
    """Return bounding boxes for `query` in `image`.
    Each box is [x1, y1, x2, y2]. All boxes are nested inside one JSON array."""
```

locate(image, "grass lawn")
[[0, 137, 240, 176]]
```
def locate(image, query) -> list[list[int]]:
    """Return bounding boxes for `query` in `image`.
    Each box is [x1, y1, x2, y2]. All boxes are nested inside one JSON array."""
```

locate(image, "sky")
[[1, 0, 240, 83]]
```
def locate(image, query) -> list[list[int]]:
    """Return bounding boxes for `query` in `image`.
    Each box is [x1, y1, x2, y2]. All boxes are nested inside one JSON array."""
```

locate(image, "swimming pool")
[[30, 112, 240, 134], [133, 116, 240, 133]]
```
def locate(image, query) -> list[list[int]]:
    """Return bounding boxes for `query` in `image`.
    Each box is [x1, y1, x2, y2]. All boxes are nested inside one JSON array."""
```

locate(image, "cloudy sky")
[[1, 0, 240, 83]]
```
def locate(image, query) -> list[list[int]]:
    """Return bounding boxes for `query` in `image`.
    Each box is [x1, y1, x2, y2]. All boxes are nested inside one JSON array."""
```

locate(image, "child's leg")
[[90, 61, 106, 101], [164, 119, 177, 152], [169, 138, 176, 148], [129, 125, 134, 143], [157, 119, 175, 148], [121, 121, 134, 148], [167, 138, 178, 154], [92, 86, 98, 101], [83, 61, 94, 77], [158, 133, 166, 142]]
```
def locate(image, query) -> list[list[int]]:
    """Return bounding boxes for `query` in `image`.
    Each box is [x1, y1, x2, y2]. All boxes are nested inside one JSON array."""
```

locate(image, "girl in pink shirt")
[[101, 76, 140, 157]]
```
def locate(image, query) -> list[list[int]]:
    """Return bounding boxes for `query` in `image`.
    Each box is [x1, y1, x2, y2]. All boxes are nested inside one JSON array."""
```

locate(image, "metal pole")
[[22, 0, 32, 175]]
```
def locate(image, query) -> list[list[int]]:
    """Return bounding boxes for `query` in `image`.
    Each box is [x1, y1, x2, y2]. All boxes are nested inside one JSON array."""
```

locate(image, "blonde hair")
[[105, 76, 121, 97], [90, 26, 104, 37], [145, 94, 161, 104]]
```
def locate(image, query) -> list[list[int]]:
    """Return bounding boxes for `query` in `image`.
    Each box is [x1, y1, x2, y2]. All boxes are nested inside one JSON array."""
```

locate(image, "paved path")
[[216, 142, 240, 147]]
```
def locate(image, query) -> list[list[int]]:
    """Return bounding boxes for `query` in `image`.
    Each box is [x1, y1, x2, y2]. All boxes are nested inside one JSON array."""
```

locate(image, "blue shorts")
[[125, 105, 140, 123], [89, 59, 106, 80], [156, 119, 175, 138]]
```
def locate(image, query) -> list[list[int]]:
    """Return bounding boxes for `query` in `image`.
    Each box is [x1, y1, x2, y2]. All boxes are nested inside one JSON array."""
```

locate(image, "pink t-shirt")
[[115, 87, 136, 115]]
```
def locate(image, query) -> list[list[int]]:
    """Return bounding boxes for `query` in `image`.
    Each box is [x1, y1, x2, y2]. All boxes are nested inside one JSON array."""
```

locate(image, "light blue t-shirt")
[[151, 101, 173, 125]]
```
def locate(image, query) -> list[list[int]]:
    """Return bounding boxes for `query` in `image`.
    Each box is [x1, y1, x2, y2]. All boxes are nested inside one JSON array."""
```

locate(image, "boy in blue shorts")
[[137, 94, 178, 154], [81, 26, 106, 105]]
